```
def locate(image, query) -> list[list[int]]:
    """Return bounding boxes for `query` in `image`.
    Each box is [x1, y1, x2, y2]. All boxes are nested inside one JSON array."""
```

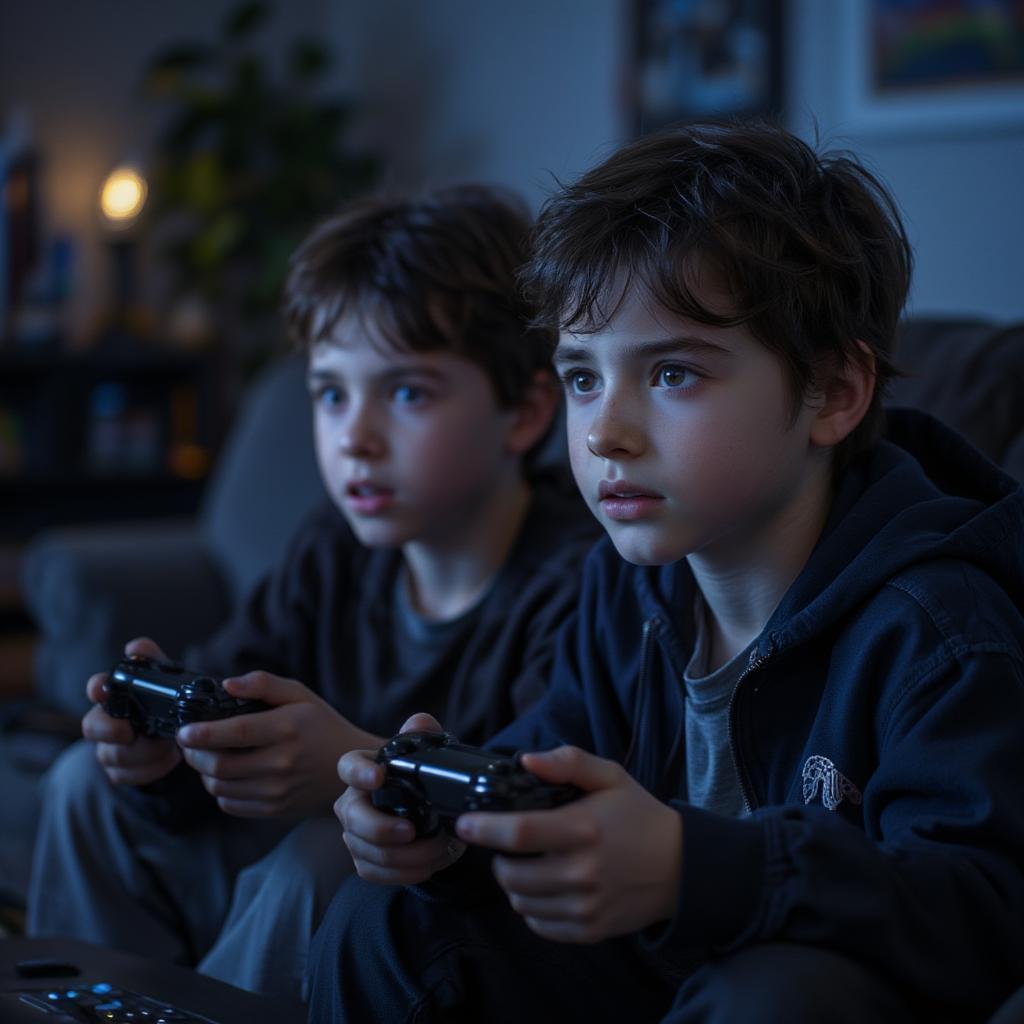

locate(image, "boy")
[[27, 185, 599, 1001], [312, 123, 1024, 1022]]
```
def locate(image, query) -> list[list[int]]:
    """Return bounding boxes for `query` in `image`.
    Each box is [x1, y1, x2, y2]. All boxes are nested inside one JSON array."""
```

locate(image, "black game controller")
[[104, 655, 269, 738], [372, 730, 582, 837]]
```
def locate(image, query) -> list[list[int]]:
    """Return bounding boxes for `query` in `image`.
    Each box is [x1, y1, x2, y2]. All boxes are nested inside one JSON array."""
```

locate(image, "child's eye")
[[654, 364, 699, 390], [312, 385, 344, 410], [393, 384, 426, 405], [561, 369, 599, 395]]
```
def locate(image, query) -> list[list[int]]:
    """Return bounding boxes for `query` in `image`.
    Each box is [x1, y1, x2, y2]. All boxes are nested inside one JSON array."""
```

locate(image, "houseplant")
[[143, 1, 380, 372]]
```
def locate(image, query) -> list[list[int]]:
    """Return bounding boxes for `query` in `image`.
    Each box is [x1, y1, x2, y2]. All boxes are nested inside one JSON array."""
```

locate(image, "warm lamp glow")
[[100, 166, 147, 224]]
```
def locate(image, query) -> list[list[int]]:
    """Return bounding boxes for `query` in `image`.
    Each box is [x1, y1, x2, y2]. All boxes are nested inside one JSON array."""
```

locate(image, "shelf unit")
[[1, 345, 220, 541]]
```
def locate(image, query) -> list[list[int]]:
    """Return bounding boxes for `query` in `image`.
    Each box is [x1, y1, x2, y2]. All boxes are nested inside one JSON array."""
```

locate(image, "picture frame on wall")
[[629, 0, 785, 136], [840, 0, 1024, 136]]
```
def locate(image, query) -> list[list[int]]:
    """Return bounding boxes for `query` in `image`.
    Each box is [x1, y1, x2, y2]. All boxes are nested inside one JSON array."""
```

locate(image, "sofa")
[[22, 352, 326, 719], [0, 353, 325, 913]]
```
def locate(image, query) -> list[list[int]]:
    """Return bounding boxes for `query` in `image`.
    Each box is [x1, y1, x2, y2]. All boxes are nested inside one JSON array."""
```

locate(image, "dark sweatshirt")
[[194, 473, 600, 745], [485, 409, 1024, 1017]]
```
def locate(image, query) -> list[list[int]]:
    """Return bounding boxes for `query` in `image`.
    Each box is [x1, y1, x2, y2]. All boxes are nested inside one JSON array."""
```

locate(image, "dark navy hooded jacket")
[[487, 408, 1024, 1013]]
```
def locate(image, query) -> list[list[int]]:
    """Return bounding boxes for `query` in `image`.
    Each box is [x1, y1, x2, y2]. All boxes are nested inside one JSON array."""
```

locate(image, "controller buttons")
[[387, 736, 419, 756]]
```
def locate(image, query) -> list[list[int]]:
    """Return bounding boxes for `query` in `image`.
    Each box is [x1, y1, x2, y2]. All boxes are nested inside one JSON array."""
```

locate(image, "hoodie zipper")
[[630, 608, 767, 807], [728, 645, 772, 813], [623, 616, 660, 774]]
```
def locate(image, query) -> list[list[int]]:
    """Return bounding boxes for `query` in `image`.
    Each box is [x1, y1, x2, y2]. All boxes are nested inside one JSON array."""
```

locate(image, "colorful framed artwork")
[[630, 0, 785, 135], [840, 0, 1024, 136]]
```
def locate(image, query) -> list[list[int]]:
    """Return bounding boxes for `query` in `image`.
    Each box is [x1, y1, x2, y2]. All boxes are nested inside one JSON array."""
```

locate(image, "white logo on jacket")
[[801, 755, 862, 811]]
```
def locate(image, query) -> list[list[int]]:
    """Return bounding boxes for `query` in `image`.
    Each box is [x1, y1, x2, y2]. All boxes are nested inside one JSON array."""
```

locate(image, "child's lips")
[[598, 479, 662, 500], [345, 481, 395, 515], [597, 480, 664, 521]]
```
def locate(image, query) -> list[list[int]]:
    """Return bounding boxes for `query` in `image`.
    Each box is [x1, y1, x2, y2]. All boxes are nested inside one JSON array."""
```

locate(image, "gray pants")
[[27, 739, 353, 1001], [311, 875, 927, 1024]]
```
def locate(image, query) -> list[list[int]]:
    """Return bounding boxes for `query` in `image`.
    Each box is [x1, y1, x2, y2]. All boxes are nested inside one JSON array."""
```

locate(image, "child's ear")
[[809, 341, 876, 449], [505, 369, 562, 456]]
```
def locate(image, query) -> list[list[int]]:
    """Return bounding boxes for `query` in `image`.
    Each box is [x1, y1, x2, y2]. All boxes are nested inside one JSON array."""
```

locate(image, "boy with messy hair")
[[27, 185, 598, 1002], [313, 124, 1024, 1022]]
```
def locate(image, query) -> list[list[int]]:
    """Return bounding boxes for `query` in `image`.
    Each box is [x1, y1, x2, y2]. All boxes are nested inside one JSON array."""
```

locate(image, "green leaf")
[[231, 55, 265, 95], [191, 212, 246, 273], [289, 40, 331, 79], [142, 44, 213, 96], [181, 153, 228, 212], [159, 93, 224, 152], [251, 233, 297, 307], [148, 43, 212, 73], [223, 1, 269, 39]]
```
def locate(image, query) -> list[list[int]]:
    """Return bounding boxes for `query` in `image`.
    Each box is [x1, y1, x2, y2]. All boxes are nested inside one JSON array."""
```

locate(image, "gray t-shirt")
[[682, 598, 753, 817], [390, 570, 483, 679]]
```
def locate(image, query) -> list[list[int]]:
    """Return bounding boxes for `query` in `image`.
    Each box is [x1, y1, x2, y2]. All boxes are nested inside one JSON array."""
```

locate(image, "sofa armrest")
[[21, 521, 232, 716]]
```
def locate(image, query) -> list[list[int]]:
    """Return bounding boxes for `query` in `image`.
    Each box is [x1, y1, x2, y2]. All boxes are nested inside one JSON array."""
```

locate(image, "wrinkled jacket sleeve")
[[643, 648, 1024, 1011], [128, 505, 355, 822]]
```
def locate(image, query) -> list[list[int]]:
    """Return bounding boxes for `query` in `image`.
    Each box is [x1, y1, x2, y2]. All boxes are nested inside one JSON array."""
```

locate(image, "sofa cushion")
[[889, 318, 1024, 478], [199, 354, 326, 602]]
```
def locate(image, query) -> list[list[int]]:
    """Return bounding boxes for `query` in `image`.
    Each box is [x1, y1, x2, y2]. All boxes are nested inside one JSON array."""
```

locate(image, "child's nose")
[[339, 403, 385, 457], [585, 399, 645, 459]]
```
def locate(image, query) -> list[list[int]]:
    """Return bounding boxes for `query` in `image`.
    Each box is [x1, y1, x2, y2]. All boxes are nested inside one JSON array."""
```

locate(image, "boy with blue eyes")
[[27, 185, 599, 1002], [311, 123, 1024, 1022]]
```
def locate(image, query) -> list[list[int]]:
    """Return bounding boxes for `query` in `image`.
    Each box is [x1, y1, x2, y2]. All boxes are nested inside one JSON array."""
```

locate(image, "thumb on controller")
[[399, 712, 444, 735], [124, 636, 169, 661]]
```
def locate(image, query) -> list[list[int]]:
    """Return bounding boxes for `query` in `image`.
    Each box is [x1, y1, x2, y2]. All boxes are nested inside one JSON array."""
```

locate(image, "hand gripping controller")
[[371, 730, 582, 837], [104, 655, 269, 737]]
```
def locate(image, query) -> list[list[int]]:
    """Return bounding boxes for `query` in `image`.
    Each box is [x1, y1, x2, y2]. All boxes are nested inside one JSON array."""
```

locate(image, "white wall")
[[786, 0, 1024, 323], [327, 0, 628, 205], [329, 0, 1024, 322]]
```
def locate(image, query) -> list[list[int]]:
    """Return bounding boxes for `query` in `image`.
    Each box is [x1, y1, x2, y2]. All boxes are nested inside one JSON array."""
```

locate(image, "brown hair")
[[283, 184, 554, 407], [522, 120, 913, 468]]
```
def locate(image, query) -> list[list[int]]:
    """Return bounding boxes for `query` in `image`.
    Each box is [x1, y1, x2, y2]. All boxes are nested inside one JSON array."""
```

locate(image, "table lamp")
[[95, 163, 149, 347]]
